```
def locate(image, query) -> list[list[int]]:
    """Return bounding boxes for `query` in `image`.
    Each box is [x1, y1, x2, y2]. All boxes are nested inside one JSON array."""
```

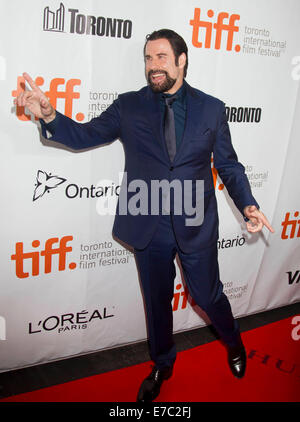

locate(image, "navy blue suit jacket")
[[41, 81, 258, 253]]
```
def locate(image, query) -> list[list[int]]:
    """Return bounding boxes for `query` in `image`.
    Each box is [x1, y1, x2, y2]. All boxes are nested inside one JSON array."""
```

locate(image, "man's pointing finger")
[[261, 215, 275, 233], [23, 72, 38, 90]]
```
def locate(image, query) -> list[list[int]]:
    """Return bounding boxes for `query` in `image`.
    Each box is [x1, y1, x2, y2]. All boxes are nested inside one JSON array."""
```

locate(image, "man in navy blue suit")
[[16, 29, 273, 402]]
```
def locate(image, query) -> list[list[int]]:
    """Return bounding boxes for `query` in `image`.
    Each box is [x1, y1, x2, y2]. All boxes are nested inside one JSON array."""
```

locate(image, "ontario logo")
[[32, 170, 120, 202], [190, 7, 241, 52]]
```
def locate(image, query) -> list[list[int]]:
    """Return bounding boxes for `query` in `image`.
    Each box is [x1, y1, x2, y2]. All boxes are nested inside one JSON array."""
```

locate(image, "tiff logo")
[[12, 75, 82, 121], [190, 8, 241, 52], [0, 316, 6, 340], [281, 211, 300, 239], [11, 236, 76, 279], [172, 282, 196, 311], [43, 2, 65, 32]]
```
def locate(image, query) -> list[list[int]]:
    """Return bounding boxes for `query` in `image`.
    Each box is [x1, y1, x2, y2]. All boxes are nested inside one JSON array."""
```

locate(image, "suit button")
[[169, 166, 174, 171]]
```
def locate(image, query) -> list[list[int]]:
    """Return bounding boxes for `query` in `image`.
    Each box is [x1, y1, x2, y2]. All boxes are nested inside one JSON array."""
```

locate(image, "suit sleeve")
[[40, 97, 121, 150], [213, 101, 259, 217]]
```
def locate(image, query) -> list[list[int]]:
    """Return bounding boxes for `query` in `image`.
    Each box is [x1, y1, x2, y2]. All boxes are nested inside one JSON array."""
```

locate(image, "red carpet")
[[1, 315, 300, 402]]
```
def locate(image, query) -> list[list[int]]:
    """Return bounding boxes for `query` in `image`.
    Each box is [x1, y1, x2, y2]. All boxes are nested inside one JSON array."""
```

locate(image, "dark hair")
[[144, 29, 188, 77]]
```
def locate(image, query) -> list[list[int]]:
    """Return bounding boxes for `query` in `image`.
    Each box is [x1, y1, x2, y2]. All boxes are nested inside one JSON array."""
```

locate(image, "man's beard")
[[147, 70, 177, 93]]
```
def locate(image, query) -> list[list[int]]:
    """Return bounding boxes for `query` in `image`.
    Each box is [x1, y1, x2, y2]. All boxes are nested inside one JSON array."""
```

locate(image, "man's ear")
[[178, 52, 186, 69]]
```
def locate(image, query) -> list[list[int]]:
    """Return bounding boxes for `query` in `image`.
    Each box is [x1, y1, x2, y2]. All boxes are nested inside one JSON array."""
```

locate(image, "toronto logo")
[[43, 3, 65, 32], [42, 3, 132, 38]]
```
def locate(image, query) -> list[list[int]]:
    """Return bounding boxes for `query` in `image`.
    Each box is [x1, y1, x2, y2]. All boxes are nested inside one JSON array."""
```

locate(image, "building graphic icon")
[[43, 3, 65, 32]]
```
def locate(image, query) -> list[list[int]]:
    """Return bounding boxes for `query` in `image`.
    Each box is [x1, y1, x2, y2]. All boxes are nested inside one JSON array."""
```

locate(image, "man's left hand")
[[243, 205, 275, 233]]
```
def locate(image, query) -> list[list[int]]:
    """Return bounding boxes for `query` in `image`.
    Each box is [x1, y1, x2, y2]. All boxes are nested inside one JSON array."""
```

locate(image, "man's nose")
[[148, 58, 160, 70]]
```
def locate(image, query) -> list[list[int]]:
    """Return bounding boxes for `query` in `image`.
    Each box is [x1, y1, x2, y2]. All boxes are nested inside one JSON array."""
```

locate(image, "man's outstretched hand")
[[14, 72, 56, 123], [244, 205, 274, 233]]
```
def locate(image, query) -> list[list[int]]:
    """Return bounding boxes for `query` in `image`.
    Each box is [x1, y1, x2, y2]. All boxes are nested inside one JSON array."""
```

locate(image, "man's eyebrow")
[[144, 52, 168, 58]]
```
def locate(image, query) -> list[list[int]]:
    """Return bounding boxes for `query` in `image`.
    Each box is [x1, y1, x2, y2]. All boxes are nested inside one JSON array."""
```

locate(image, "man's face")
[[144, 38, 185, 94]]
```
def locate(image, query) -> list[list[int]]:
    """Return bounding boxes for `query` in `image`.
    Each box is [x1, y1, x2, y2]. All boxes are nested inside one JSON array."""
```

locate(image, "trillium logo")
[[33, 170, 66, 201]]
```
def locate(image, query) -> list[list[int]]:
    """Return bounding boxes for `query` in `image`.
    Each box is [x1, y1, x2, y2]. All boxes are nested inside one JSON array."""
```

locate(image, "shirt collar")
[[160, 82, 186, 105]]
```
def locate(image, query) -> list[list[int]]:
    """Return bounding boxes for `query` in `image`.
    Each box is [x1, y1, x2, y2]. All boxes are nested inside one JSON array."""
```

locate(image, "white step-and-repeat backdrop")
[[1, 0, 299, 372]]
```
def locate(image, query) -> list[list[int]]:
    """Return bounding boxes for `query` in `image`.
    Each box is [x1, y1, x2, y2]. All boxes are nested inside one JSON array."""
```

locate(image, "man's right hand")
[[14, 72, 56, 123]]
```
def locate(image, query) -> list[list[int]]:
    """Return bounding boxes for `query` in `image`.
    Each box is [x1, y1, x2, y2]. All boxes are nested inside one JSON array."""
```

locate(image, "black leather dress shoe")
[[137, 366, 173, 402], [227, 341, 247, 378]]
